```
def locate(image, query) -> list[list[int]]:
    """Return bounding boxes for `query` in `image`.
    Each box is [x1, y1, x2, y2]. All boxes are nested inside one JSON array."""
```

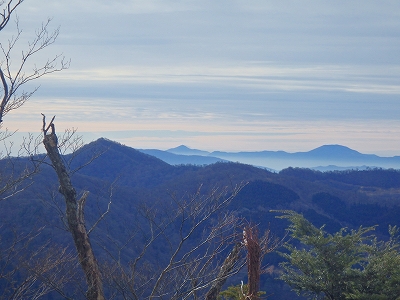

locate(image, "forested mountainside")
[[1, 138, 400, 299]]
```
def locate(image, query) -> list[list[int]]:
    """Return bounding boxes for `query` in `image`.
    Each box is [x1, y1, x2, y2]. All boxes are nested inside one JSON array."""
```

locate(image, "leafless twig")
[[0, 18, 69, 123]]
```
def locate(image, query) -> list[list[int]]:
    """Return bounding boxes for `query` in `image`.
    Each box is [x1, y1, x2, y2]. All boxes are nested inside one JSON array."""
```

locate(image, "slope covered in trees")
[[1, 138, 400, 298]]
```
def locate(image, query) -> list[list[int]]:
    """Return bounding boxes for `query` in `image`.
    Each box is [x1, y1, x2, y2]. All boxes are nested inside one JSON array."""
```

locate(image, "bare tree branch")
[[0, 0, 23, 31], [87, 179, 116, 235], [0, 132, 44, 201], [205, 243, 243, 300]]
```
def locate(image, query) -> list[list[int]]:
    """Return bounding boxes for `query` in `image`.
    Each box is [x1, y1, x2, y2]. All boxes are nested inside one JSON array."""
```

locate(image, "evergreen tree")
[[275, 210, 400, 300]]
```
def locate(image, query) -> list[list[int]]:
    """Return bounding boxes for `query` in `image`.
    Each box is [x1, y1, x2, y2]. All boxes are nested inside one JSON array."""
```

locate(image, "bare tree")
[[42, 115, 105, 300], [100, 183, 247, 300], [0, 0, 68, 199], [0, 226, 77, 299], [0, 132, 43, 201], [0, 15, 69, 123]]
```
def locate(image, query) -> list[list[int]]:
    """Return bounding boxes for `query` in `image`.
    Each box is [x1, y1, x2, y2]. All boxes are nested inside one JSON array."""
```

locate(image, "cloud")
[[43, 62, 400, 97], [15, 0, 400, 65]]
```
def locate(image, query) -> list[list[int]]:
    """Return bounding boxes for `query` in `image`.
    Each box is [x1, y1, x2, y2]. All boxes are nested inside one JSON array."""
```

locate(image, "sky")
[[2, 0, 400, 155]]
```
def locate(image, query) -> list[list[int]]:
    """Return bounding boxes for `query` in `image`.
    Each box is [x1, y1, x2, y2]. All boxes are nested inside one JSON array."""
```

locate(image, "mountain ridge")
[[138, 143, 400, 171]]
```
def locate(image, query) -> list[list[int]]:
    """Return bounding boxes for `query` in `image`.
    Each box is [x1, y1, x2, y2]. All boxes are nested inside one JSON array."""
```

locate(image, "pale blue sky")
[[3, 0, 400, 155]]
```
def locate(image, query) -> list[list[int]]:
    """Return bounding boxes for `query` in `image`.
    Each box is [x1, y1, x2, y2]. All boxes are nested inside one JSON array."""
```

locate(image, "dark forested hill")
[[1, 138, 400, 299]]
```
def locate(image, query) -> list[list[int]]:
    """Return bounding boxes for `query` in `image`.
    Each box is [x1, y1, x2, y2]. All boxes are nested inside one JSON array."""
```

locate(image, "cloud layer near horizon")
[[2, 0, 400, 155]]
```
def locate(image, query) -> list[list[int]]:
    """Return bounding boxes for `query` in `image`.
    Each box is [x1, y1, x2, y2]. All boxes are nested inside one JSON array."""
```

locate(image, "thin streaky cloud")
[[45, 63, 400, 95]]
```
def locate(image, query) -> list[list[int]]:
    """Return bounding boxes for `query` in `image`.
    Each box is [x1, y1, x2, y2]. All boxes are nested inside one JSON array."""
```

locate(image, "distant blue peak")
[[170, 145, 190, 150], [309, 144, 360, 154], [167, 145, 211, 156], [305, 145, 365, 159]]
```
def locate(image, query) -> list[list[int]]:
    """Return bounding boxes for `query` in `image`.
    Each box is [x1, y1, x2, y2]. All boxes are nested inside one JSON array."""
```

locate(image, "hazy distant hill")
[[167, 145, 210, 156], [139, 148, 226, 165], [210, 145, 400, 170], [139, 144, 400, 170]]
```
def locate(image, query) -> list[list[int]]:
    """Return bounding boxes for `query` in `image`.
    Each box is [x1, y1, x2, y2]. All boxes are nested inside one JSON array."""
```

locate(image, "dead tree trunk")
[[42, 115, 104, 300], [244, 226, 261, 300]]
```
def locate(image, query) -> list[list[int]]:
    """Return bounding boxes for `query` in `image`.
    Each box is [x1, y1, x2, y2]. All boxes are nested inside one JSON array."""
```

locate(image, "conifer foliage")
[[275, 210, 400, 300]]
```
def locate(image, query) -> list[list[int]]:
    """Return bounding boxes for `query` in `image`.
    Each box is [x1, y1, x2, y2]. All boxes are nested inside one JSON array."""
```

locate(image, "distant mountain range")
[[139, 144, 400, 171]]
